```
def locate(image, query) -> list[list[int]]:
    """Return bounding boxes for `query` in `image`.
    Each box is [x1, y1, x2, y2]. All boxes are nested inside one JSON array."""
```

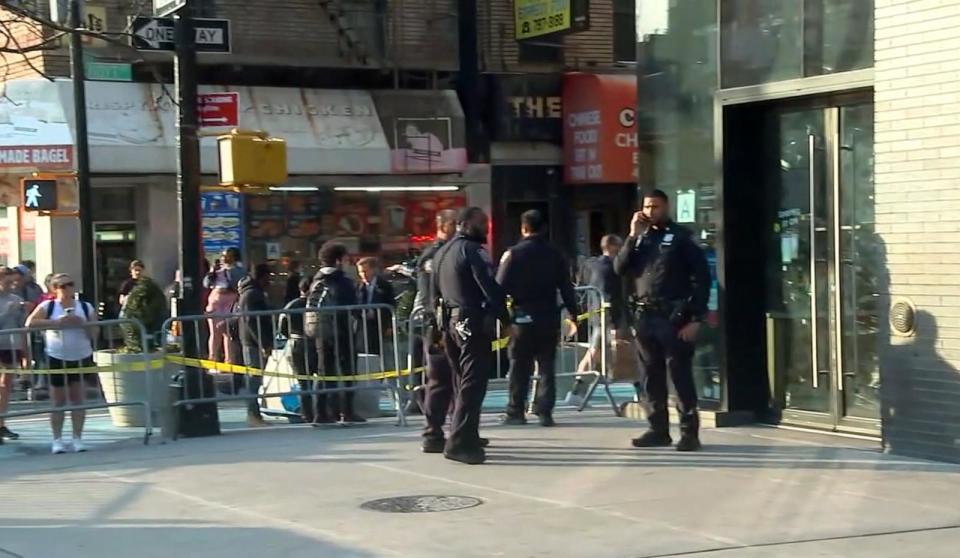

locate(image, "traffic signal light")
[[21, 178, 58, 212]]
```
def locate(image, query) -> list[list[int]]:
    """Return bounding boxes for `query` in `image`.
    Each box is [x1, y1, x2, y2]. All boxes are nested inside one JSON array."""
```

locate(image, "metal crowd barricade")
[[0, 318, 155, 445], [405, 307, 429, 411], [160, 303, 408, 432]]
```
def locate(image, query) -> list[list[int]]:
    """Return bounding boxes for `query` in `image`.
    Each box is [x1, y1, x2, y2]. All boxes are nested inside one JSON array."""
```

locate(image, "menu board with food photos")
[[380, 193, 466, 239], [201, 192, 244, 258]]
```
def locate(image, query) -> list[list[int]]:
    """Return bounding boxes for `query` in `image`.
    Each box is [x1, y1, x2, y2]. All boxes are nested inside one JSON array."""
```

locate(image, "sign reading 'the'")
[[130, 16, 231, 53]]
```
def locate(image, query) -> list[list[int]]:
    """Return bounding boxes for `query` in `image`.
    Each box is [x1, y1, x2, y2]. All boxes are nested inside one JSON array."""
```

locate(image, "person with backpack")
[[305, 242, 365, 424], [279, 277, 332, 424], [203, 247, 245, 366], [25, 274, 98, 454], [237, 264, 274, 427]]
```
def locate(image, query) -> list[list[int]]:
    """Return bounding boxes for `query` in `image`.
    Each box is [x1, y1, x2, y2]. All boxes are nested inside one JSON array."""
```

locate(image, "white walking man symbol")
[[25, 184, 42, 208]]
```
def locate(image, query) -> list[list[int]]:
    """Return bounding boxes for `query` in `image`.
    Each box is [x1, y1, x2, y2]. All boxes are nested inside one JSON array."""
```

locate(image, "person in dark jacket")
[[280, 277, 332, 424], [312, 242, 365, 424], [356, 256, 396, 356], [238, 264, 274, 427], [496, 210, 579, 426], [283, 260, 302, 305]]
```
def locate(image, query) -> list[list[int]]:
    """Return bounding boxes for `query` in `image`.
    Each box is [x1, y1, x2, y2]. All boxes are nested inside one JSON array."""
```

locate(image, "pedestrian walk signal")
[[21, 178, 58, 212]]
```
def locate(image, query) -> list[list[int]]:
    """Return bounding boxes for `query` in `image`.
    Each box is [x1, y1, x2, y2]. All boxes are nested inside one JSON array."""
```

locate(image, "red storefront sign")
[[562, 73, 638, 184], [198, 92, 239, 127], [0, 145, 73, 169]]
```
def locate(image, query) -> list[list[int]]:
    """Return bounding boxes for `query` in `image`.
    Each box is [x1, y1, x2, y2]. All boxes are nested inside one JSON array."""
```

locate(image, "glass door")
[[765, 100, 879, 433]]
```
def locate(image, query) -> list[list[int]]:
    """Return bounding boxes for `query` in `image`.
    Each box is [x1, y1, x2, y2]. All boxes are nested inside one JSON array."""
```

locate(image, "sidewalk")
[[0, 410, 958, 557]]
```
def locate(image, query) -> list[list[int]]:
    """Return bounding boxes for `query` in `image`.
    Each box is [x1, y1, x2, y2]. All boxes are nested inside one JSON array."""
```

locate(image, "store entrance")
[[94, 223, 137, 318], [725, 94, 880, 435]]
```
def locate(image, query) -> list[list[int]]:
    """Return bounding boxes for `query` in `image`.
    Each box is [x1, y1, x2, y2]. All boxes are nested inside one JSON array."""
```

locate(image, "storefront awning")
[[0, 79, 403, 175], [371, 90, 467, 174], [562, 73, 638, 184]]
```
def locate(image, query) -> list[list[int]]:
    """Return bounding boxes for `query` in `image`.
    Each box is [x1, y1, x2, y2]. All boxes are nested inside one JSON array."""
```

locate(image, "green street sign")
[[85, 61, 133, 82]]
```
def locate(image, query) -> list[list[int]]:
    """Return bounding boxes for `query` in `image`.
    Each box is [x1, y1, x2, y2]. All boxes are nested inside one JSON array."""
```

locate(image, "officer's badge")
[[662, 233, 675, 246], [423, 260, 434, 273]]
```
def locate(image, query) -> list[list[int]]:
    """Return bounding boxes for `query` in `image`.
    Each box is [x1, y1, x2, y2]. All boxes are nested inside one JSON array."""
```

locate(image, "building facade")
[[638, 0, 960, 463], [0, 0, 481, 312]]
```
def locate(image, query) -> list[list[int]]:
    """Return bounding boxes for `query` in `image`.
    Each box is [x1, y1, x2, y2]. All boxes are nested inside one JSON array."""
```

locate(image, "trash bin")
[[168, 372, 221, 439]]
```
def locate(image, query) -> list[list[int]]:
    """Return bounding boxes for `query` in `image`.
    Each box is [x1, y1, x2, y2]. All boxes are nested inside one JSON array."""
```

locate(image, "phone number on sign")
[[530, 13, 566, 33]]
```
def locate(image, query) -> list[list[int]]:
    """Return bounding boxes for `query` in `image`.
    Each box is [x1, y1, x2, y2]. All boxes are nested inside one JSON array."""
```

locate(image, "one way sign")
[[130, 17, 231, 53]]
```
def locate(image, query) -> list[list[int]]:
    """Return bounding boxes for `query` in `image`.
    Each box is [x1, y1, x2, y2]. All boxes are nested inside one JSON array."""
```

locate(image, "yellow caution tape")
[[163, 354, 425, 383]]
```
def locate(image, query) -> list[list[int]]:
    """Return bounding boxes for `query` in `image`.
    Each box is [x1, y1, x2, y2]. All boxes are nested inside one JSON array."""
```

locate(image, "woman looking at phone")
[[26, 274, 98, 454]]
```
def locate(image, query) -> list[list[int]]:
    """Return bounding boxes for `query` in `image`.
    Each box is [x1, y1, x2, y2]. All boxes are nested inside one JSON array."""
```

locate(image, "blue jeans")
[[241, 345, 265, 417]]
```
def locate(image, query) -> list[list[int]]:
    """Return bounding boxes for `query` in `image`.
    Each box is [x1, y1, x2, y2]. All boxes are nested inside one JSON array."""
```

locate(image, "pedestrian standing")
[[237, 264, 274, 427], [284, 260, 302, 305], [432, 207, 512, 464], [0, 267, 26, 444], [497, 210, 579, 427], [614, 190, 710, 452], [356, 257, 395, 356], [203, 248, 244, 365], [118, 259, 145, 309], [566, 234, 626, 405], [279, 277, 332, 424], [25, 274, 98, 454], [308, 242, 366, 424]]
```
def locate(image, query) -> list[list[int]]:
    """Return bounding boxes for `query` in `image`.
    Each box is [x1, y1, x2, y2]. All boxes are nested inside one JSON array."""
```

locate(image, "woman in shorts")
[[26, 274, 98, 454]]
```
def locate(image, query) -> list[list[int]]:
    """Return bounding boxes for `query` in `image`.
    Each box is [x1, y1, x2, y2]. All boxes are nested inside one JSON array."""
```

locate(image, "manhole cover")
[[361, 495, 482, 513]]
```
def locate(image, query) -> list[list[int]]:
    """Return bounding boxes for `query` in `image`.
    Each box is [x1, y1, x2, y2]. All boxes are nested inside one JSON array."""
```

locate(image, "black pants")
[[423, 325, 455, 440], [442, 314, 493, 451], [321, 340, 357, 417], [635, 313, 699, 435], [289, 338, 328, 421], [506, 319, 560, 417]]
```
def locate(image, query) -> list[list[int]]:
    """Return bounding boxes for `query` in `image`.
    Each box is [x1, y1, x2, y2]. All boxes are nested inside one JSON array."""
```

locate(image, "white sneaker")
[[51, 439, 68, 454], [72, 438, 87, 453]]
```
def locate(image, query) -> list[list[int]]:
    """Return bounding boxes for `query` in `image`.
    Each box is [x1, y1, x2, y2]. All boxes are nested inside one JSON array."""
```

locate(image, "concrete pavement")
[[0, 410, 958, 558]]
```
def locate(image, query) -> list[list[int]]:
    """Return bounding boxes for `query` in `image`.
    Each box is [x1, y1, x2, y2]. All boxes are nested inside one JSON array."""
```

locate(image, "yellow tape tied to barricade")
[[22, 308, 605, 380]]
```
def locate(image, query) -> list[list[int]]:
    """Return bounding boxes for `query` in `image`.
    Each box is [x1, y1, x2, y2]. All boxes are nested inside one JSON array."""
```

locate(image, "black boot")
[[422, 436, 445, 454], [676, 411, 701, 452], [630, 430, 673, 448]]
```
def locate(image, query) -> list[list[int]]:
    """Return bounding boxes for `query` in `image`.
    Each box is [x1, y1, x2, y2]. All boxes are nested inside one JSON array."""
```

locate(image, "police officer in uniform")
[[432, 207, 511, 465], [497, 210, 579, 426], [417, 209, 466, 451], [614, 190, 710, 451]]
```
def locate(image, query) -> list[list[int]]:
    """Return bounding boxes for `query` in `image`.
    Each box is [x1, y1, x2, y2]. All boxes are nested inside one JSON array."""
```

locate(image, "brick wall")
[[478, 0, 619, 73], [875, 0, 960, 463]]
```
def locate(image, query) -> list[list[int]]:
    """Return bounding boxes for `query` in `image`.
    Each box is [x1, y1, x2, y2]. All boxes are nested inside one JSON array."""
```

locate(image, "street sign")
[[198, 92, 239, 127], [154, 0, 185, 17], [85, 61, 133, 81], [21, 178, 58, 212], [130, 17, 231, 53]]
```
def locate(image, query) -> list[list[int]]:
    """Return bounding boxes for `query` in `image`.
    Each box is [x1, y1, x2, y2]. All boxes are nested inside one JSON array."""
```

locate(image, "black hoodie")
[[238, 276, 274, 350]]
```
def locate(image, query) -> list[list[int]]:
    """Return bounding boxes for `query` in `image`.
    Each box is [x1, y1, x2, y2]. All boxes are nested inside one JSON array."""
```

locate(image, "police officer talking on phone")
[[614, 189, 710, 452], [432, 207, 512, 465], [497, 210, 579, 427]]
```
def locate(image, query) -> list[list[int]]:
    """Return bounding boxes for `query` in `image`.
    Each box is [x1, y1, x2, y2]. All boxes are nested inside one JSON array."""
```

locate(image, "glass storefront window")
[[637, 1, 722, 401], [721, 0, 803, 88], [720, 0, 874, 88]]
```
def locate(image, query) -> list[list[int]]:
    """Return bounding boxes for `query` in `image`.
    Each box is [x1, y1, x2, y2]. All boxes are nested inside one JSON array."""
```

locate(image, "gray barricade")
[[160, 303, 407, 431], [0, 317, 155, 446]]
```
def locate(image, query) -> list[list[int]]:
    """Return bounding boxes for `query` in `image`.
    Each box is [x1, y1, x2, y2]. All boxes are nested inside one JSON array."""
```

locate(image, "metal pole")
[[175, 0, 220, 436], [69, 0, 95, 305]]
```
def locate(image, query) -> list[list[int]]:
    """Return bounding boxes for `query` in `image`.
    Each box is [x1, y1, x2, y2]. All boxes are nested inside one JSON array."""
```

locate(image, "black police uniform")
[[432, 232, 509, 459], [496, 234, 579, 421], [416, 238, 456, 442], [614, 221, 710, 444]]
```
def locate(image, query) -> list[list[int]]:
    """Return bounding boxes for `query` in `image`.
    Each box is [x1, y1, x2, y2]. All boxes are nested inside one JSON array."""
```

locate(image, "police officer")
[[432, 207, 511, 465], [417, 209, 465, 451], [614, 189, 710, 452], [497, 210, 579, 427]]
